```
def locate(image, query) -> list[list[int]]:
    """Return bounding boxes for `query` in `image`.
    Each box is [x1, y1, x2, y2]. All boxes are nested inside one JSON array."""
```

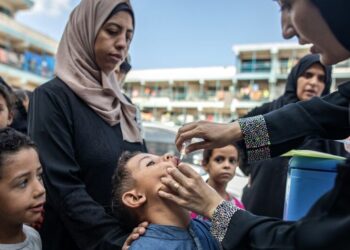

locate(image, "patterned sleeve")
[[238, 115, 271, 162], [210, 201, 241, 243]]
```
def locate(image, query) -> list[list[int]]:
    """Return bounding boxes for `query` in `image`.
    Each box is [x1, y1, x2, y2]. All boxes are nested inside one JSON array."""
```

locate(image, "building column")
[[269, 47, 278, 100], [140, 80, 145, 97], [199, 79, 204, 100], [169, 80, 174, 100]]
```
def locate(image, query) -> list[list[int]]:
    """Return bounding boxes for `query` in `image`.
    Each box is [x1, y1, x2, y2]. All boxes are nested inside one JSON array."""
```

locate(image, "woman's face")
[[296, 63, 326, 101], [94, 11, 133, 75], [278, 0, 350, 65]]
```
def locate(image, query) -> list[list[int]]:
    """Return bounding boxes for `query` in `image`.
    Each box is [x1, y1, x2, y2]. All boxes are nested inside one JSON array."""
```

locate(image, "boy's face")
[[127, 153, 179, 197], [0, 94, 12, 129], [0, 148, 46, 225]]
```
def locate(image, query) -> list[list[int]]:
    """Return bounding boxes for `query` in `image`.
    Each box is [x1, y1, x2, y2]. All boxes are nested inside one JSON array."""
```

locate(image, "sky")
[[16, 0, 297, 70]]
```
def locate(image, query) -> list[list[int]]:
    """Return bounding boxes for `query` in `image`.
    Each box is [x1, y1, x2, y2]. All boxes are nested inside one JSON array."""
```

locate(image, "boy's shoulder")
[[190, 219, 220, 250], [192, 218, 212, 231], [23, 225, 42, 250], [129, 224, 192, 250], [130, 221, 219, 250], [0, 225, 41, 250]]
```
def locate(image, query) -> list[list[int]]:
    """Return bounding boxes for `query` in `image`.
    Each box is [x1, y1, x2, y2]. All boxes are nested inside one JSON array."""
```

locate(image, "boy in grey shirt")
[[0, 128, 45, 249]]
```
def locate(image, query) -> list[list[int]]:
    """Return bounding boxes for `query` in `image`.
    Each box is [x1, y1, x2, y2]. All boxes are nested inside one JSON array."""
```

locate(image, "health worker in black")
[[240, 54, 348, 218], [159, 1, 350, 249]]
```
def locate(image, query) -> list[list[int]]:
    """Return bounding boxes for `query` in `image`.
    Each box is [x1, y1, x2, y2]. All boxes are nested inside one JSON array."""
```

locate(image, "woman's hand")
[[158, 163, 224, 219], [175, 120, 243, 154], [122, 222, 148, 250]]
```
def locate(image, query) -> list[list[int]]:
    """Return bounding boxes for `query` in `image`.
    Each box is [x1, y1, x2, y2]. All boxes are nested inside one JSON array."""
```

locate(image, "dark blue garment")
[[129, 219, 220, 250]]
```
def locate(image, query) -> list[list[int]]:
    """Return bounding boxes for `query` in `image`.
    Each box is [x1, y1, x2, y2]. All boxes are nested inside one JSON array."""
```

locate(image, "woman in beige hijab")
[[28, 0, 147, 249]]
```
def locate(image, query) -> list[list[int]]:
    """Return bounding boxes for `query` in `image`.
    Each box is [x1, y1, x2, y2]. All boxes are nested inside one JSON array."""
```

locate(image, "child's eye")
[[214, 156, 224, 163], [146, 160, 156, 167], [17, 179, 28, 189], [229, 158, 238, 165]]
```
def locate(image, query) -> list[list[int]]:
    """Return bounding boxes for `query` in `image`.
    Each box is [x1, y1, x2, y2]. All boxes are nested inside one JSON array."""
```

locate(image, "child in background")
[[111, 151, 220, 250], [191, 144, 244, 220], [0, 84, 13, 129], [0, 128, 45, 249]]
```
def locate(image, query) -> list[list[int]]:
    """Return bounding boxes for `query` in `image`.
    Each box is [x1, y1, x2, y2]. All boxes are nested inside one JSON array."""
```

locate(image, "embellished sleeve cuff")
[[238, 115, 271, 162], [210, 201, 241, 243]]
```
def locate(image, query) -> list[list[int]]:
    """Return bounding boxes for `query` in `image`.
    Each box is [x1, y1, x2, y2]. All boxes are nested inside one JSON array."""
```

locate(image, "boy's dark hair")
[[0, 84, 14, 112], [202, 143, 240, 166], [0, 127, 37, 178], [111, 151, 142, 231]]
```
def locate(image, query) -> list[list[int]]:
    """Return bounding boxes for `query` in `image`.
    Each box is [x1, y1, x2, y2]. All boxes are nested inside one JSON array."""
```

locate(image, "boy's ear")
[[122, 189, 146, 208]]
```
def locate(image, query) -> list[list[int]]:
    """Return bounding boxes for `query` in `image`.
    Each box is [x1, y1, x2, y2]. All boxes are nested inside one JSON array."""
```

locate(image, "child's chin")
[[25, 214, 42, 224]]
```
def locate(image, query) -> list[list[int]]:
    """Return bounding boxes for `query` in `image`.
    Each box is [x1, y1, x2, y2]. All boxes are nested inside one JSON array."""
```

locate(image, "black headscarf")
[[277, 54, 332, 106], [271, 54, 332, 110], [242, 54, 332, 117], [311, 0, 350, 51], [238, 54, 332, 126]]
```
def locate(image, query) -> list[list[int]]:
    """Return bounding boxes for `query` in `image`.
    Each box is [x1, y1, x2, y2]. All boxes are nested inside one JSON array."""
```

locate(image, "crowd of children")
[[0, 79, 44, 249]]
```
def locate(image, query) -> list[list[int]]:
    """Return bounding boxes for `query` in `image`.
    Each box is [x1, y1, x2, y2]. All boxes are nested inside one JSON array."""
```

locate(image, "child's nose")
[[163, 153, 174, 160], [163, 153, 179, 165], [34, 179, 46, 198], [223, 160, 234, 168]]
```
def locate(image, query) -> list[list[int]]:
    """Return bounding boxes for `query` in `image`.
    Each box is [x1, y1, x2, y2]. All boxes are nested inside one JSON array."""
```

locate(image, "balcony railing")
[[0, 47, 55, 78], [241, 61, 271, 73], [0, 12, 58, 54]]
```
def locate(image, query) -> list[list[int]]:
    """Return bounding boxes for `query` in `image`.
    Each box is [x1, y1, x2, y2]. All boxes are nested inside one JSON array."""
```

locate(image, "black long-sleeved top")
[[239, 56, 346, 218], [28, 77, 147, 250], [265, 82, 350, 157], [238, 82, 349, 161], [210, 81, 350, 249], [213, 162, 350, 250]]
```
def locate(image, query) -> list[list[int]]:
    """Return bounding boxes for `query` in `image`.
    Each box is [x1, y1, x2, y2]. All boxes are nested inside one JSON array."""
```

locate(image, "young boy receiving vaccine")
[[0, 128, 45, 249], [191, 144, 244, 220], [111, 151, 220, 250]]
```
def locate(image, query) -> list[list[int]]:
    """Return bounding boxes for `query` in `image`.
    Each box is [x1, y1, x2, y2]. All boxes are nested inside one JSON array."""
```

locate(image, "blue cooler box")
[[283, 156, 343, 221]]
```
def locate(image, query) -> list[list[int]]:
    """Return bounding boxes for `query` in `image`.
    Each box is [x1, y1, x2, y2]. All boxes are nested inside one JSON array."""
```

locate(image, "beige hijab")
[[55, 0, 142, 143]]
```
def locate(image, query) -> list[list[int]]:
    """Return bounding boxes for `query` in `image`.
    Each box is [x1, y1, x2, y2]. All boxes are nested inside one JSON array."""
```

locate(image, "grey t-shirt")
[[0, 225, 41, 250]]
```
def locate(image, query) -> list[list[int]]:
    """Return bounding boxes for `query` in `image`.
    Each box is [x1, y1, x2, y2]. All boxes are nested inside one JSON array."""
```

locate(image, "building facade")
[[1, 3, 349, 125], [124, 66, 236, 126], [0, 0, 58, 89], [124, 43, 350, 125]]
